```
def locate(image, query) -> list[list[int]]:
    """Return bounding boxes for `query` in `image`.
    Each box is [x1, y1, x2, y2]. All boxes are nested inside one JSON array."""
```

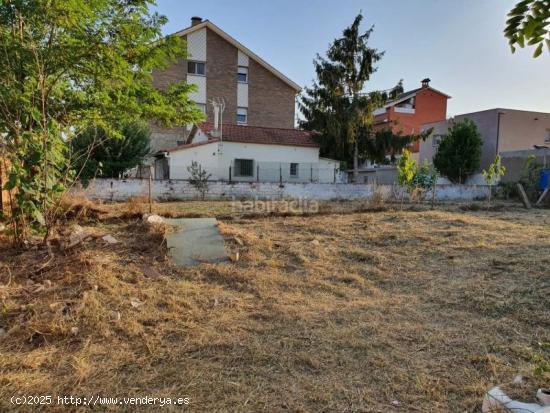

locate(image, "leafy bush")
[[519, 155, 544, 201], [397, 152, 438, 205], [496, 182, 518, 200], [187, 162, 211, 200], [71, 121, 151, 183], [412, 160, 438, 190], [433, 119, 483, 183], [0, 0, 204, 243], [397, 149, 416, 187], [482, 156, 506, 204]]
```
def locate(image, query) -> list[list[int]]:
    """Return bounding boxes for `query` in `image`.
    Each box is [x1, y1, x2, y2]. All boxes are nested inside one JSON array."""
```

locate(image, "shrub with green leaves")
[[397, 149, 417, 187], [482, 155, 506, 204], [0, 1, 204, 242], [505, 0, 550, 58], [519, 155, 544, 201], [71, 121, 151, 184], [187, 162, 212, 200], [412, 159, 438, 191], [433, 119, 483, 184]]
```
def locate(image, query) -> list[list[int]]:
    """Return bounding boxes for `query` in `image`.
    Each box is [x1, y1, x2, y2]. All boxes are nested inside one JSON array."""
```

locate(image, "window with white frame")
[[237, 66, 248, 83], [290, 163, 299, 177], [545, 129, 550, 143], [234, 159, 254, 177], [187, 61, 205, 75], [195, 103, 206, 113], [237, 107, 248, 125]]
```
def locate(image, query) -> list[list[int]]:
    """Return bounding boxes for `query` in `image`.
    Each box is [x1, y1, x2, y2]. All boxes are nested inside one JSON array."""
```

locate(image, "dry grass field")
[[0, 202, 549, 412]]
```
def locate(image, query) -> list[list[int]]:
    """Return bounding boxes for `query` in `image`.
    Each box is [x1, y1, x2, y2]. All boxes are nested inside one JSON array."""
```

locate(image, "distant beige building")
[[420, 108, 550, 170]]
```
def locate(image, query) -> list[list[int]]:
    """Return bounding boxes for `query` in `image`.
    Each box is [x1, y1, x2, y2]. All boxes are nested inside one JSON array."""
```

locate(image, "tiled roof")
[[199, 122, 318, 147], [382, 86, 451, 109], [162, 139, 219, 154]]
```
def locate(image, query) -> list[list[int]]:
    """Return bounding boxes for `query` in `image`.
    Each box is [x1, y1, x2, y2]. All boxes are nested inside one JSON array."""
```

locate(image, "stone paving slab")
[[165, 218, 228, 267]]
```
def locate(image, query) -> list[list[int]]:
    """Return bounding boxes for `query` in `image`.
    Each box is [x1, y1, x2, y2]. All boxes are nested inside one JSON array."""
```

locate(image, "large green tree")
[[0, 0, 203, 242], [71, 121, 151, 182], [433, 119, 483, 184], [505, 0, 550, 57], [363, 127, 430, 165], [299, 13, 402, 181]]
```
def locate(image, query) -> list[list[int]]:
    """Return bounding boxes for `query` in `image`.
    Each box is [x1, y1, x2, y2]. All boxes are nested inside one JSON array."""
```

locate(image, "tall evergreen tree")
[[71, 121, 151, 182], [364, 128, 420, 165], [299, 13, 402, 181]]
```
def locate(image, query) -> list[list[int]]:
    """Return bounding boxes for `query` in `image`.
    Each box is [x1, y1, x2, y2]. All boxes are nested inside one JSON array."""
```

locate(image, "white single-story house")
[[153, 122, 342, 183]]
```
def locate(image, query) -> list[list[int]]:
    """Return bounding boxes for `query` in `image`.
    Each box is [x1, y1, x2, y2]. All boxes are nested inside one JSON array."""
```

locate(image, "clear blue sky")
[[153, 0, 549, 116]]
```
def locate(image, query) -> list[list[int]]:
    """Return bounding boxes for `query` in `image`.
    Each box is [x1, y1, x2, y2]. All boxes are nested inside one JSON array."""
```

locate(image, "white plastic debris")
[[145, 214, 164, 225], [102, 234, 119, 244], [538, 389, 550, 405], [482, 386, 549, 413], [130, 298, 145, 308], [111, 311, 121, 322], [230, 251, 240, 262]]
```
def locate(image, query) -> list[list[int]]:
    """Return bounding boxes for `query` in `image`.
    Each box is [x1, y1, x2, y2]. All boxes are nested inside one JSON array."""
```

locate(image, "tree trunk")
[[353, 140, 359, 183]]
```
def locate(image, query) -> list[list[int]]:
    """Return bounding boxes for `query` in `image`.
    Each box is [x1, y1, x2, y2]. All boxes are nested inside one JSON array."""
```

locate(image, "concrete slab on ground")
[[165, 218, 228, 267]]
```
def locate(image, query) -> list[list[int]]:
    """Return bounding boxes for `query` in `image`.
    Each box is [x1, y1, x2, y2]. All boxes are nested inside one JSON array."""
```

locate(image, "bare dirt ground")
[[0, 201, 549, 412]]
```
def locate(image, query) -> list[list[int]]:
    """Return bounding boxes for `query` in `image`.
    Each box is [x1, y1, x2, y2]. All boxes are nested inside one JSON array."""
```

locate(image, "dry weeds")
[[0, 204, 549, 412]]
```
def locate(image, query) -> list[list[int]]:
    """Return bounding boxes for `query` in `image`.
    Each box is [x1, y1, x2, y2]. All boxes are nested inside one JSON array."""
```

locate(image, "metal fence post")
[[229, 165, 232, 182], [333, 167, 337, 183], [310, 165, 313, 182], [257, 164, 259, 183], [148, 166, 153, 214], [0, 160, 3, 216], [279, 164, 282, 184]]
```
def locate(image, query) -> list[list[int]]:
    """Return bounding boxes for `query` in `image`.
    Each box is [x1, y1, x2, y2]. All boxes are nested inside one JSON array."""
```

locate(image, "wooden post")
[[516, 183, 532, 209], [0, 159, 3, 216], [536, 188, 549, 206], [148, 165, 153, 214]]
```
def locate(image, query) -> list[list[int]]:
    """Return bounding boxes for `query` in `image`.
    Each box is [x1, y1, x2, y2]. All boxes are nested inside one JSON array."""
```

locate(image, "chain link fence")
[[166, 161, 347, 184]]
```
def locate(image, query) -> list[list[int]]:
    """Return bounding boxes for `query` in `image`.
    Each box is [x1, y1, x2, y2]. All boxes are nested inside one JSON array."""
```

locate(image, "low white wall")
[[76, 179, 491, 202]]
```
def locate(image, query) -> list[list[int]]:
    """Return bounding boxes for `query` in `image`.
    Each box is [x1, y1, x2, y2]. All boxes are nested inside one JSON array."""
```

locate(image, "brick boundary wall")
[[75, 179, 491, 202]]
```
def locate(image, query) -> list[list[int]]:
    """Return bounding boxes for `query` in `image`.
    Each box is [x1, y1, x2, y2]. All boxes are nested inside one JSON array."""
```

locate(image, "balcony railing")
[[394, 107, 415, 114]]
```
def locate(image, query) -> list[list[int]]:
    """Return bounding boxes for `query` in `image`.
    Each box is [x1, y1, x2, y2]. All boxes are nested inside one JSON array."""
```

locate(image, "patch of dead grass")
[[0, 206, 549, 412]]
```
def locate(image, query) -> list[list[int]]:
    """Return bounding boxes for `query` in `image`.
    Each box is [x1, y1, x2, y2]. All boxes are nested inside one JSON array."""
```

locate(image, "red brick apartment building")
[[150, 17, 301, 153], [373, 78, 450, 155]]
